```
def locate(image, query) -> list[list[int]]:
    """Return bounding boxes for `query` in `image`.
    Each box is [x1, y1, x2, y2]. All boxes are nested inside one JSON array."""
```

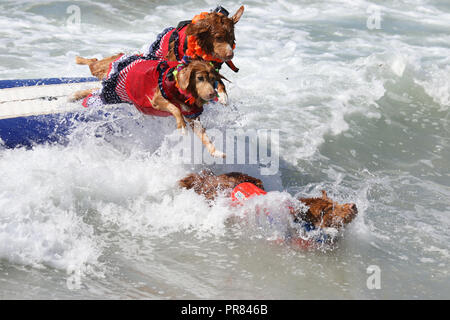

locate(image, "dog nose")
[[208, 92, 217, 100], [350, 204, 358, 213]]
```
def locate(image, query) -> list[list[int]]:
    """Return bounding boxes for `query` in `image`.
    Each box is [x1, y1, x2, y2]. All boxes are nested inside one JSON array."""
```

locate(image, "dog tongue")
[[225, 60, 239, 72]]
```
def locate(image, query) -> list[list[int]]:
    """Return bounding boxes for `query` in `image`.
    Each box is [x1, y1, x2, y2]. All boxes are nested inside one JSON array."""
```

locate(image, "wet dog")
[[179, 170, 358, 246], [72, 56, 227, 158]]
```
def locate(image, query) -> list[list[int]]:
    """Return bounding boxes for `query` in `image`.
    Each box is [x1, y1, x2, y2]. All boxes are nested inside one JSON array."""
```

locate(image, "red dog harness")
[[125, 60, 203, 118], [231, 182, 267, 204]]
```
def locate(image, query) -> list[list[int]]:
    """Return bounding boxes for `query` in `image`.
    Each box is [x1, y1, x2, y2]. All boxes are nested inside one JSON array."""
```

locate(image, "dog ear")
[[191, 19, 211, 36], [321, 190, 329, 200], [302, 210, 318, 225], [217, 73, 230, 83], [295, 201, 318, 226], [232, 6, 244, 24], [177, 65, 193, 91]]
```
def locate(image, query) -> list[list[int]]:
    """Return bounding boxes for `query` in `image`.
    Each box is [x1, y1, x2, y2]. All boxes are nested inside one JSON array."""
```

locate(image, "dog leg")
[[186, 118, 226, 158], [68, 88, 98, 102], [150, 94, 187, 134], [165, 42, 177, 62], [216, 81, 228, 105], [75, 56, 98, 65], [76, 53, 124, 80]]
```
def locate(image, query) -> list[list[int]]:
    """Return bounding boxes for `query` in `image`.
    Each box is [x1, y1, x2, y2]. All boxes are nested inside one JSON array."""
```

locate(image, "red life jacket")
[[125, 60, 203, 118], [230, 182, 326, 248], [231, 183, 298, 218], [231, 182, 267, 204]]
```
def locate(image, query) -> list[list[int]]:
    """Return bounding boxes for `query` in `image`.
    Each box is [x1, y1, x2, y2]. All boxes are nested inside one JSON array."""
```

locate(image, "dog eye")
[[197, 76, 205, 81]]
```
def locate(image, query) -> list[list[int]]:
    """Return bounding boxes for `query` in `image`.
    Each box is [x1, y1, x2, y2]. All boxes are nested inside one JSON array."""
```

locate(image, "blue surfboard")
[[0, 77, 102, 148]]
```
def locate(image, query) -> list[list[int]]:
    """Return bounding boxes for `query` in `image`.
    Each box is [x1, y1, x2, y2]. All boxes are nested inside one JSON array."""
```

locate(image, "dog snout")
[[225, 51, 234, 60], [350, 203, 358, 214], [208, 91, 217, 100]]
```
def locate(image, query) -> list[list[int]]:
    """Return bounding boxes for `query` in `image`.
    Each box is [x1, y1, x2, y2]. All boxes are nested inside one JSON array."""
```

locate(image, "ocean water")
[[0, 0, 449, 299]]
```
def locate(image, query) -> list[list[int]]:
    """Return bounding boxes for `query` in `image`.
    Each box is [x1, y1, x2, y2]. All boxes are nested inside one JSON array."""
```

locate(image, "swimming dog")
[[179, 170, 358, 247]]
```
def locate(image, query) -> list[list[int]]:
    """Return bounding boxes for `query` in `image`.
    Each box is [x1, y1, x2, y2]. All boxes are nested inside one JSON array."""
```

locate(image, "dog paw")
[[211, 150, 226, 158], [217, 92, 228, 105], [67, 93, 78, 102], [179, 126, 188, 136]]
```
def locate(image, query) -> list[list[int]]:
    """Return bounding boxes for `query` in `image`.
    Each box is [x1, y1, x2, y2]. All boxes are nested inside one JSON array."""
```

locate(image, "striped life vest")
[[83, 54, 203, 118], [146, 23, 188, 62]]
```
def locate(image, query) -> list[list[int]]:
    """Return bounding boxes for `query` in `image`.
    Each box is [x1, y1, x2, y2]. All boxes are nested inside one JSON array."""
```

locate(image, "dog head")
[[297, 191, 358, 229], [176, 59, 224, 102], [186, 6, 244, 61]]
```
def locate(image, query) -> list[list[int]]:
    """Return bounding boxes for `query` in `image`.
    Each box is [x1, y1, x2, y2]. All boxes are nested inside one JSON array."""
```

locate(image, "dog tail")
[[75, 56, 98, 65]]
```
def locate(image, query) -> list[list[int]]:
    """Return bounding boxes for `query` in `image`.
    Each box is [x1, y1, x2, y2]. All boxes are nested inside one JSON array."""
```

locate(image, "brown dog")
[[162, 7, 245, 105], [80, 6, 244, 105], [167, 7, 244, 63], [179, 170, 358, 230], [73, 57, 227, 157]]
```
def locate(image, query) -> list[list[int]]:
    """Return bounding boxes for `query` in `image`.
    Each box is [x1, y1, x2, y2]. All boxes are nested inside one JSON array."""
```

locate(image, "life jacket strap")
[[168, 30, 181, 62], [176, 20, 191, 30], [156, 61, 170, 100]]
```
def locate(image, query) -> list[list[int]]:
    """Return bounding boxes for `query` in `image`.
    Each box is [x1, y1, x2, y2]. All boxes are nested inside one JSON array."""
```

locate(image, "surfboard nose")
[[0, 77, 100, 148]]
